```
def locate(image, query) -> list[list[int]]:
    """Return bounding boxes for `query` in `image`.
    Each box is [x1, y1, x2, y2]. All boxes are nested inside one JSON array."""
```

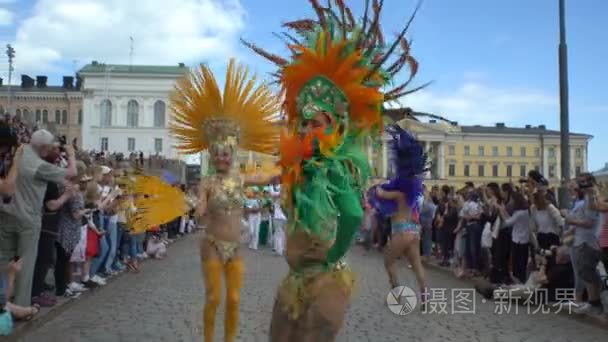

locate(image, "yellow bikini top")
[[204, 174, 244, 213]]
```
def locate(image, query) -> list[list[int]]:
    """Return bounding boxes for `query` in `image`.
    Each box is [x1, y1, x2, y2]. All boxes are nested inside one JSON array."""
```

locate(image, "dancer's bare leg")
[[269, 294, 297, 342], [200, 240, 222, 342], [403, 235, 427, 301], [384, 233, 405, 289]]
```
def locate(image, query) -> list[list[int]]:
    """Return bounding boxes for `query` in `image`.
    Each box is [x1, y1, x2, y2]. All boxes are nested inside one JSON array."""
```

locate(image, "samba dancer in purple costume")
[[369, 124, 429, 305]]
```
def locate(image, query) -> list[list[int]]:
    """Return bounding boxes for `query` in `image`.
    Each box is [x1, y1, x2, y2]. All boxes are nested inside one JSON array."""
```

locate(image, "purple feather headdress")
[[368, 124, 427, 218]]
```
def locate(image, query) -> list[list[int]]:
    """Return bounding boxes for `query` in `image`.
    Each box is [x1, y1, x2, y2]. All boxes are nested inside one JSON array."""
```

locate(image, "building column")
[[582, 145, 588, 172], [438, 142, 446, 179], [543, 146, 550, 176], [248, 151, 254, 166], [423, 141, 431, 179], [570, 146, 575, 177], [382, 138, 388, 178]]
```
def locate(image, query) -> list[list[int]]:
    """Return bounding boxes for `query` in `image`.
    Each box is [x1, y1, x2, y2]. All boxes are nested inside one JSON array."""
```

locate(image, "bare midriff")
[[202, 174, 244, 244]]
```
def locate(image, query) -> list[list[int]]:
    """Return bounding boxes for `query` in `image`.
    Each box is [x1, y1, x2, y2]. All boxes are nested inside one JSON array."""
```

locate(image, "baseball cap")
[[30, 129, 55, 147]]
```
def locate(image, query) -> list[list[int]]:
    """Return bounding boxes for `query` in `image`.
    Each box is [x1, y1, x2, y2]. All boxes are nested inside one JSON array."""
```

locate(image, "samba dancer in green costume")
[[243, 1, 427, 340]]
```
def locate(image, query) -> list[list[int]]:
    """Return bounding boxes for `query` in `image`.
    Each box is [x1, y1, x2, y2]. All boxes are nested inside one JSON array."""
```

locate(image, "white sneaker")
[[63, 288, 81, 299], [91, 275, 107, 286], [141, 252, 149, 259], [573, 302, 602, 315], [68, 282, 87, 293]]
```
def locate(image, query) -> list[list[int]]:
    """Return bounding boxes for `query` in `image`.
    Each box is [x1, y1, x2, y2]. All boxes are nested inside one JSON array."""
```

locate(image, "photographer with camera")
[[0, 129, 77, 307], [562, 173, 603, 315]]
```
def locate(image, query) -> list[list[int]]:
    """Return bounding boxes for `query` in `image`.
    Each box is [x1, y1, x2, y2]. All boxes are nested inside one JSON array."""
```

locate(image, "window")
[[534, 148, 540, 157], [575, 148, 582, 158], [154, 138, 163, 153], [492, 164, 499, 177], [464, 164, 470, 177], [448, 145, 455, 156], [520, 147, 526, 157], [100, 100, 112, 126], [549, 147, 555, 158], [464, 145, 470, 156], [520, 165, 526, 177], [35, 109, 41, 122], [478, 146, 485, 156], [506, 165, 513, 177], [549, 165, 556, 178], [128, 138, 136, 152], [55, 110, 60, 123], [127, 100, 139, 127], [154, 100, 166, 127], [507, 146, 513, 156], [61, 110, 68, 125], [42, 110, 48, 123], [492, 146, 498, 156], [478, 165, 485, 177], [575, 166, 581, 176], [23, 109, 31, 123], [101, 137, 109, 152], [78, 109, 83, 125], [448, 164, 455, 177]]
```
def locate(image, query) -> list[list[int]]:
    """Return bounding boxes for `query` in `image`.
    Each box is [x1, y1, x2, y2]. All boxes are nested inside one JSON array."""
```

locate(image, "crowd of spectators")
[[0, 117, 194, 336], [360, 170, 608, 315]]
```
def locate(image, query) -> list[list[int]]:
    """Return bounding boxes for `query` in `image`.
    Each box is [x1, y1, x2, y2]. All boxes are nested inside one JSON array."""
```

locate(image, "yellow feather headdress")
[[169, 59, 281, 155]]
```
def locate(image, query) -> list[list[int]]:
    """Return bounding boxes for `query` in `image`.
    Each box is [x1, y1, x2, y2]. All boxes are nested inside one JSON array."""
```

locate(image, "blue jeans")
[[132, 233, 145, 256], [465, 222, 483, 271], [421, 225, 433, 257], [570, 246, 586, 292], [90, 235, 109, 277], [102, 216, 118, 273]]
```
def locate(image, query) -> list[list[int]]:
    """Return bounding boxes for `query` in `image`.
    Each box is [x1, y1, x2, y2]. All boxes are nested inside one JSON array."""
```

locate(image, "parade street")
[[20, 233, 607, 342]]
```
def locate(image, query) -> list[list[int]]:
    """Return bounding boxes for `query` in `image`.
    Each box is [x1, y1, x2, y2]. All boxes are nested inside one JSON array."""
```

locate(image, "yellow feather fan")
[[169, 59, 281, 155], [130, 175, 189, 233]]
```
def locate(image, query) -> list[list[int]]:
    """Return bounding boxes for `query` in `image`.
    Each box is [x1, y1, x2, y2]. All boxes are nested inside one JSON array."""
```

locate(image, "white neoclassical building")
[[79, 62, 188, 158]]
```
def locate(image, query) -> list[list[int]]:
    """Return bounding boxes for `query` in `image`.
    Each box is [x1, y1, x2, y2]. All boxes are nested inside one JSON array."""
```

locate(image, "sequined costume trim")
[[205, 175, 244, 215], [277, 260, 355, 320], [391, 221, 420, 235], [205, 234, 239, 263]]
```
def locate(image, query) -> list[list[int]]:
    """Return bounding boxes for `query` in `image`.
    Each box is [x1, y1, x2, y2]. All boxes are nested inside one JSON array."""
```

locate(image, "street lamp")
[[558, 0, 571, 208], [5, 44, 15, 117]]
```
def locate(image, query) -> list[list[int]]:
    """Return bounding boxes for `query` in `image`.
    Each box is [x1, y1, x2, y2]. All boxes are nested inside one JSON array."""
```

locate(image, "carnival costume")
[[368, 124, 428, 295], [243, 0, 426, 340], [169, 60, 280, 342], [367, 124, 427, 221]]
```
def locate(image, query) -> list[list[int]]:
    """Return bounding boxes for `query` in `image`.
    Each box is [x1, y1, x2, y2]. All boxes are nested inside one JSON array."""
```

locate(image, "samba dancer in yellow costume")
[[243, 0, 427, 340], [170, 60, 280, 342]]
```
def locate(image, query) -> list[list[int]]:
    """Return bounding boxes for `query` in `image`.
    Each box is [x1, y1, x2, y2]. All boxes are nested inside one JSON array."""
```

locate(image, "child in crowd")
[[146, 235, 167, 259]]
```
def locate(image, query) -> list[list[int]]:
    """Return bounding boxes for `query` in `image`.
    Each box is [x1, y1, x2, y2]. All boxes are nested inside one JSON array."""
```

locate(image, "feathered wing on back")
[[130, 175, 189, 233]]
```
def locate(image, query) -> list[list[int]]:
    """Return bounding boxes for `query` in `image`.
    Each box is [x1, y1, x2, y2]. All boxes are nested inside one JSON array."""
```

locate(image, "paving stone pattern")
[[21, 233, 608, 342]]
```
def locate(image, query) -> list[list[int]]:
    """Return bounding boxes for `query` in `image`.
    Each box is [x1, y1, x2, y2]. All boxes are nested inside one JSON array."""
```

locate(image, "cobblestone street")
[[20, 233, 607, 342]]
